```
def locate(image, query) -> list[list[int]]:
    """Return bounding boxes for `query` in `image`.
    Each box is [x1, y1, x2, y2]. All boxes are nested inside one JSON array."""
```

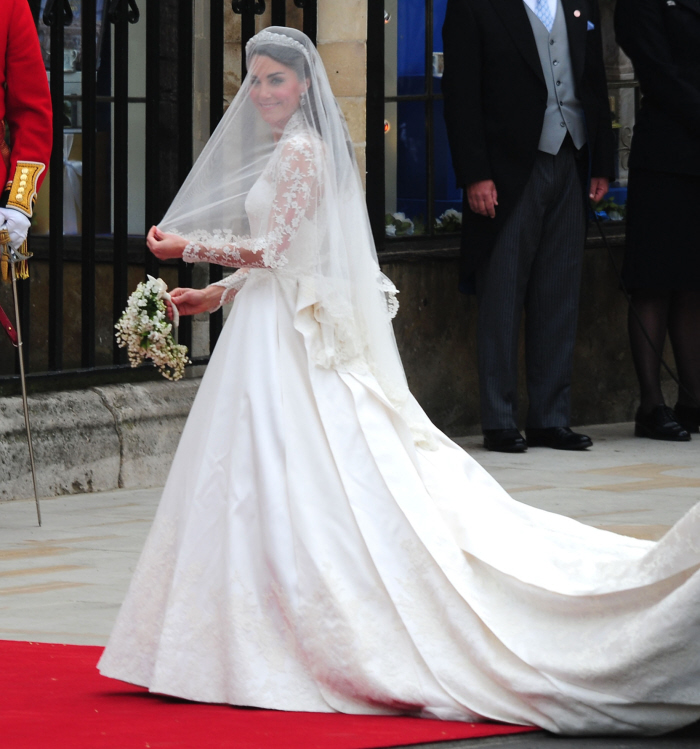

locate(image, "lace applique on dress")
[[378, 272, 400, 319], [211, 269, 251, 308]]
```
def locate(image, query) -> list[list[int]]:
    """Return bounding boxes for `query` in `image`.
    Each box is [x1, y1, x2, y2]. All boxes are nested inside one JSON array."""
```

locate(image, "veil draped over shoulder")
[[159, 27, 435, 447]]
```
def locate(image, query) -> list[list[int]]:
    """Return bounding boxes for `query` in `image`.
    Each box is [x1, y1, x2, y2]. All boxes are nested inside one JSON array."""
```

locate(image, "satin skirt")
[[98, 270, 700, 735]]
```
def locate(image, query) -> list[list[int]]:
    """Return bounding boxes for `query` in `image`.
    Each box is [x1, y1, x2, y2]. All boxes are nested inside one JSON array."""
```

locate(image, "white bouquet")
[[115, 275, 190, 381]]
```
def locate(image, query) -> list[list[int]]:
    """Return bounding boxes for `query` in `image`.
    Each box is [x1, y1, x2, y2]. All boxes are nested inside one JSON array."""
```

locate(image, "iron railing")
[[369, 0, 451, 249]]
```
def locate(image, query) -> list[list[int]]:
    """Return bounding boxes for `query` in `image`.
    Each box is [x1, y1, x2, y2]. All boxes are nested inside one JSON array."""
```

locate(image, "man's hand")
[[467, 180, 498, 218], [0, 207, 31, 251], [589, 177, 609, 203], [167, 286, 222, 318], [147, 225, 188, 260]]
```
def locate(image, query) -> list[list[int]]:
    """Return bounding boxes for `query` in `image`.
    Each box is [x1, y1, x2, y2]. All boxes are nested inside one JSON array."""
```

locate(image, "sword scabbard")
[[1, 228, 41, 525]]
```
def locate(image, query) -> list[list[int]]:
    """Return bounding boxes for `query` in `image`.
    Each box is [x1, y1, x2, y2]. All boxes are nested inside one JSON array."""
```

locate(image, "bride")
[[98, 27, 700, 735]]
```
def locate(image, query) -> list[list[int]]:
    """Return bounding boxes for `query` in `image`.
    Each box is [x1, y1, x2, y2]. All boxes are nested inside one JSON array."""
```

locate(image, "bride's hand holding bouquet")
[[114, 227, 223, 380], [165, 286, 224, 319]]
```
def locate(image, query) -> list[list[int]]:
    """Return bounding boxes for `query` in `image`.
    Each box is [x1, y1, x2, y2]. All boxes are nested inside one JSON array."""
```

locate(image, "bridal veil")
[[158, 27, 433, 445]]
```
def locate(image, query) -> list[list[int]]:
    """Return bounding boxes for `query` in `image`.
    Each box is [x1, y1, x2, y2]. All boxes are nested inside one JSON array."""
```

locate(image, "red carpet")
[[2, 641, 538, 748]]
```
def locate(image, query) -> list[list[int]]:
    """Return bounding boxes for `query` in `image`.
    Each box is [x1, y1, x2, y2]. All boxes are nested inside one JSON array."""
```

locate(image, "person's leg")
[[475, 156, 549, 431], [669, 289, 700, 431], [475, 239, 528, 432], [524, 144, 585, 429], [627, 289, 671, 413], [628, 289, 690, 440]]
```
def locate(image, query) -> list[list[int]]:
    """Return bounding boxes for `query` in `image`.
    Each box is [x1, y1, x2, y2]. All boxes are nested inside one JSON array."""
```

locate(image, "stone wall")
[[317, 2, 368, 186], [0, 379, 200, 501]]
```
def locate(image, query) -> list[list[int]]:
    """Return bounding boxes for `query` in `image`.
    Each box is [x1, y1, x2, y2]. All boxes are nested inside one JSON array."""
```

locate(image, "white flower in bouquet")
[[115, 275, 190, 381]]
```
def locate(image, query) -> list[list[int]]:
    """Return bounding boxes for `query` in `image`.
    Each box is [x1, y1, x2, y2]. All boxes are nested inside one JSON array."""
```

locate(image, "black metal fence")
[[1, 0, 316, 389], [366, 1, 455, 250], [367, 0, 447, 251]]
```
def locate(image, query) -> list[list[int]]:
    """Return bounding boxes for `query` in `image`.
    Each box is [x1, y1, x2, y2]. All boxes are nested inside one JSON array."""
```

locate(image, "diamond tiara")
[[246, 30, 309, 58]]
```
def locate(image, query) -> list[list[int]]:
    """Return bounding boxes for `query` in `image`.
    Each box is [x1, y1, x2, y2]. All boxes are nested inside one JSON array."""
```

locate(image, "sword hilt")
[[0, 227, 32, 282]]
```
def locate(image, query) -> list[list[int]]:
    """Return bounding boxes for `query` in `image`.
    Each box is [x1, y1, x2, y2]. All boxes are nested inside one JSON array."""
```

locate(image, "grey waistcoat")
[[524, 1, 587, 154]]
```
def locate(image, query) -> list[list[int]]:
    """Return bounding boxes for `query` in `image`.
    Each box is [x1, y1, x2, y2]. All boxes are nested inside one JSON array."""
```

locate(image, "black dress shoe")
[[525, 426, 592, 450], [635, 405, 691, 441], [674, 402, 700, 434], [483, 428, 527, 453]]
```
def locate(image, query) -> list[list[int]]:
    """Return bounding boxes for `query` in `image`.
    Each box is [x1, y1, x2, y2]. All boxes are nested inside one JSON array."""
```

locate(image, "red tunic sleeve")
[[0, 0, 52, 217]]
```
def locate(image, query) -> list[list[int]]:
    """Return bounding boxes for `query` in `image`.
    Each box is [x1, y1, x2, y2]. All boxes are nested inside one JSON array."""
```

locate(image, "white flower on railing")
[[434, 208, 462, 233], [385, 212, 415, 237]]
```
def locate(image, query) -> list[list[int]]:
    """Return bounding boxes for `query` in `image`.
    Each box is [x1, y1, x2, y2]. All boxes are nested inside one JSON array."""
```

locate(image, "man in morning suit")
[[442, 0, 614, 452], [0, 0, 52, 255]]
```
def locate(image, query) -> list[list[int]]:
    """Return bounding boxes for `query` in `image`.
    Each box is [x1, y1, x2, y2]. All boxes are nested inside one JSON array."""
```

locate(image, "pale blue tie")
[[534, 0, 554, 33]]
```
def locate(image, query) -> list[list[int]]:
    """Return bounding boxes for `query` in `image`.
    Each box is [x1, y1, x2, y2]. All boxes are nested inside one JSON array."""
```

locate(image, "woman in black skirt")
[[615, 0, 700, 440]]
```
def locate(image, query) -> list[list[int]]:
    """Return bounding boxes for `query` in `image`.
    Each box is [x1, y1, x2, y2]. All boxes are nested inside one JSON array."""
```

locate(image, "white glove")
[[0, 207, 31, 252]]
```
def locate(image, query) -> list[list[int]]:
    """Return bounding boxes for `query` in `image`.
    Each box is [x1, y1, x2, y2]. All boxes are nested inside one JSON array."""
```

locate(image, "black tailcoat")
[[442, 0, 615, 277], [615, 0, 700, 176]]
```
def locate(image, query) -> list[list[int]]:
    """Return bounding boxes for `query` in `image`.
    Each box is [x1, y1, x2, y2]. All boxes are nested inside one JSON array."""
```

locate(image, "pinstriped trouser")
[[475, 142, 586, 431]]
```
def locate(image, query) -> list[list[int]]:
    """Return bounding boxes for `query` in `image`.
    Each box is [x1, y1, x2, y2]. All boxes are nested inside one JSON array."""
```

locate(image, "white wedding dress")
[[99, 62, 700, 737]]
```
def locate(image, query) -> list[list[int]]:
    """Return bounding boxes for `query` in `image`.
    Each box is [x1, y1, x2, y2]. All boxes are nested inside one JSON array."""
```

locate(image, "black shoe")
[[674, 402, 700, 434], [635, 405, 691, 441], [525, 426, 592, 451], [483, 428, 527, 453]]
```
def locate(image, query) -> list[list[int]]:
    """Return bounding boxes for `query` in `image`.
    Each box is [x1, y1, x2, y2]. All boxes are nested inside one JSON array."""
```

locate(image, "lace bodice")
[[182, 115, 322, 307]]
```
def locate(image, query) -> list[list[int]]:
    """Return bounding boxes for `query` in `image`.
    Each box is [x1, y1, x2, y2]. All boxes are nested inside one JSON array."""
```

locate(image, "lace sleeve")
[[182, 135, 319, 269], [209, 269, 251, 309]]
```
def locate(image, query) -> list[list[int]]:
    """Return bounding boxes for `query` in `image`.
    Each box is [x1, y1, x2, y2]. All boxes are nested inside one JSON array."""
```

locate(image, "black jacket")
[[615, 0, 700, 176], [442, 0, 615, 275]]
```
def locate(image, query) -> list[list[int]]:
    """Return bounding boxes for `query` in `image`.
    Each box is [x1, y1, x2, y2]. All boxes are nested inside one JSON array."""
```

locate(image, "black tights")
[[628, 289, 700, 413]]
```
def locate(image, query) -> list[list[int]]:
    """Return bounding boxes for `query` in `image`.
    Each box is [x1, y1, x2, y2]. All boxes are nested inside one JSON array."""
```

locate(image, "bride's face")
[[249, 55, 307, 131]]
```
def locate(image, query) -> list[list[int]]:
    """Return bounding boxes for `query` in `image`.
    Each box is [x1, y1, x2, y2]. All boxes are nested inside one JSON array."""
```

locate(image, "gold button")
[[21, 168, 29, 175]]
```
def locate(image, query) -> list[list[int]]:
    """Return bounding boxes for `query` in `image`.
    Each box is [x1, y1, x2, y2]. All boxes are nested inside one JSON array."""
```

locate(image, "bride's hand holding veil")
[[147, 226, 188, 260]]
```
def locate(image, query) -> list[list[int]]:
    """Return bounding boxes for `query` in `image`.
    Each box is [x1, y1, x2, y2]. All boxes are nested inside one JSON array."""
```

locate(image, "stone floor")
[[1, 421, 699, 747]]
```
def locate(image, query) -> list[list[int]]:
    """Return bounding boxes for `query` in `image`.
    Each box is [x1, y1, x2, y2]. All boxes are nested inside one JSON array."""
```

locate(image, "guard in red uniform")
[[0, 0, 52, 256]]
